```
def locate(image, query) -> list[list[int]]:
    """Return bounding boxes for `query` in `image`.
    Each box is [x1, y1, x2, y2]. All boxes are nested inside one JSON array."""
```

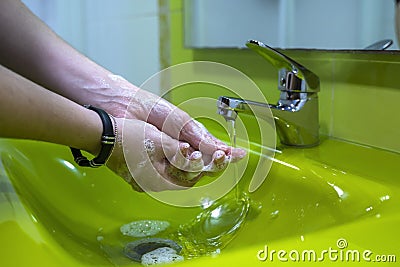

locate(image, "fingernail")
[[214, 151, 225, 163], [216, 150, 225, 158], [181, 143, 190, 149], [180, 143, 190, 156], [190, 151, 202, 161]]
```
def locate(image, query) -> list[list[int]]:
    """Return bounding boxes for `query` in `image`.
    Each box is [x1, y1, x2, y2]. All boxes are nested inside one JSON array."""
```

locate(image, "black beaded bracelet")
[[70, 105, 116, 167]]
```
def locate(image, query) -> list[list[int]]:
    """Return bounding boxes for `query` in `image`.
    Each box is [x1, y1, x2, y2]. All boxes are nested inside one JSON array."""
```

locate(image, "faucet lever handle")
[[246, 40, 320, 93]]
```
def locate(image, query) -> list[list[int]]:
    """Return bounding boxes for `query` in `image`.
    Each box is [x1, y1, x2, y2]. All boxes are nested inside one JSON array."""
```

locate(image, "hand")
[[106, 118, 235, 192], [100, 75, 246, 164]]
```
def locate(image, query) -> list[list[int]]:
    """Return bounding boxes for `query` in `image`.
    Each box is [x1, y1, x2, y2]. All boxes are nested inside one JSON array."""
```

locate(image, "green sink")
[[0, 133, 398, 266]]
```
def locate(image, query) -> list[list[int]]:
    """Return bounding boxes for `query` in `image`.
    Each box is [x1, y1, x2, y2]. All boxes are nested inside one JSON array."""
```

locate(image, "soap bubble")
[[141, 247, 184, 266], [120, 220, 170, 237]]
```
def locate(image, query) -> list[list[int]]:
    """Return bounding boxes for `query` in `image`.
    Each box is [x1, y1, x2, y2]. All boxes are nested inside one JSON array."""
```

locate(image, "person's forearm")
[[0, 64, 102, 155], [0, 0, 129, 111]]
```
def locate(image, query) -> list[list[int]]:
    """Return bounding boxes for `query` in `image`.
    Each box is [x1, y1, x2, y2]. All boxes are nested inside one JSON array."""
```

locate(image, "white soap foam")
[[141, 247, 184, 266], [120, 220, 170, 237]]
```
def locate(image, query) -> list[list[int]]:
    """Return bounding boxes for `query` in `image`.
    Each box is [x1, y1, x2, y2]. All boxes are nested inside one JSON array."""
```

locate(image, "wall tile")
[[85, 0, 158, 21], [22, 0, 161, 93], [86, 17, 160, 89]]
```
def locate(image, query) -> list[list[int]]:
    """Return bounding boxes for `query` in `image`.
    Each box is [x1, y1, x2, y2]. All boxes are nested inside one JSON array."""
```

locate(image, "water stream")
[[169, 118, 252, 259], [226, 119, 239, 200]]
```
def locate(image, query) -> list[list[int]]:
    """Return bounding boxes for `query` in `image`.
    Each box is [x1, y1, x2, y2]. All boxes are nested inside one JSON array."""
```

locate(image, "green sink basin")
[[0, 135, 398, 266]]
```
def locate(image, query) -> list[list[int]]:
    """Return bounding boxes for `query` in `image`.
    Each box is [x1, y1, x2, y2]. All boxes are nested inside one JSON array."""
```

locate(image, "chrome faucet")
[[217, 40, 320, 147]]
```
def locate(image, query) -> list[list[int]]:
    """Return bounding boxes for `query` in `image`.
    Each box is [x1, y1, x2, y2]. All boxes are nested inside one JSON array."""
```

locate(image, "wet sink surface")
[[0, 137, 399, 266]]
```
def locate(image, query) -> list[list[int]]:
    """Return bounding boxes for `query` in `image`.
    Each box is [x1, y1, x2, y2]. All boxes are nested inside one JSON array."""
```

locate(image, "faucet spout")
[[217, 96, 319, 147], [217, 40, 320, 147]]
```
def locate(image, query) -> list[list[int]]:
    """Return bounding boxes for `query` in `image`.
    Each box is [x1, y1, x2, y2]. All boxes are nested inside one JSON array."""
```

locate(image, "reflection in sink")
[[0, 137, 398, 266]]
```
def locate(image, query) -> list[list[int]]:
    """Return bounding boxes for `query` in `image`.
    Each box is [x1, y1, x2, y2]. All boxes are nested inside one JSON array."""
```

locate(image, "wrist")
[[83, 109, 103, 155], [71, 106, 116, 168], [80, 73, 139, 117]]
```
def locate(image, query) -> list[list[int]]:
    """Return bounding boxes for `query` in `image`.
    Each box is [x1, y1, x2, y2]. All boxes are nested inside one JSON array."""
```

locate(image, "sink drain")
[[123, 238, 182, 262]]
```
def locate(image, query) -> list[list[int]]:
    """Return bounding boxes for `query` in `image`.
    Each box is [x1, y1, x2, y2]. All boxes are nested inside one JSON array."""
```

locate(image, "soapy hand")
[[98, 75, 246, 191], [106, 118, 235, 191]]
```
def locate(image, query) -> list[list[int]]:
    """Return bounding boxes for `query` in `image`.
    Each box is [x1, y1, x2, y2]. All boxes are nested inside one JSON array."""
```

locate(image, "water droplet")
[[270, 210, 279, 219], [271, 194, 276, 204], [200, 198, 214, 209], [365, 206, 373, 212], [379, 195, 390, 202], [213, 248, 221, 255], [299, 208, 305, 218], [30, 214, 38, 223]]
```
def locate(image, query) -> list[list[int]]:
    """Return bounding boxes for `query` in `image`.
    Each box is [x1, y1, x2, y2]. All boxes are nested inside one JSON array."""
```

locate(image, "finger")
[[143, 123, 203, 176], [167, 143, 190, 165], [213, 150, 226, 165], [202, 150, 229, 173], [212, 150, 229, 172], [165, 151, 204, 183], [180, 142, 190, 157], [184, 120, 247, 164], [188, 151, 204, 172], [165, 164, 204, 186], [187, 120, 230, 153], [127, 93, 239, 160], [144, 95, 190, 140], [169, 142, 190, 169], [229, 147, 247, 163]]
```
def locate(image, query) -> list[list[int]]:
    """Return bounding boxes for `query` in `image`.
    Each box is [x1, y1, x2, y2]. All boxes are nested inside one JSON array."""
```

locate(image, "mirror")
[[184, 0, 399, 50]]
